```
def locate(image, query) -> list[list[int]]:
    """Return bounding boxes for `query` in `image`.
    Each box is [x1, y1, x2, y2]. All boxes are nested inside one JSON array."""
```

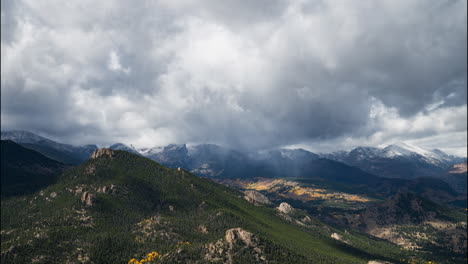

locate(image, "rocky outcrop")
[[331, 232, 351, 244], [97, 184, 117, 194], [331, 232, 343, 241], [276, 202, 294, 214], [81, 192, 95, 207], [204, 228, 266, 263], [225, 228, 256, 247], [91, 148, 115, 159], [243, 190, 271, 206]]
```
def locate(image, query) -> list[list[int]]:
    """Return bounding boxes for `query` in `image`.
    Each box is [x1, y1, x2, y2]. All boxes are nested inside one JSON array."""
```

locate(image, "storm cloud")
[[1, 0, 466, 154]]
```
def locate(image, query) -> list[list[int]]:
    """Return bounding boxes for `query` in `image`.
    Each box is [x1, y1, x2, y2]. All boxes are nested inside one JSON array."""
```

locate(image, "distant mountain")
[[109, 143, 141, 155], [322, 142, 465, 179], [147, 143, 190, 168], [253, 148, 319, 177], [4, 130, 462, 203], [136, 143, 274, 178], [1, 140, 67, 197], [1, 131, 97, 165], [138, 144, 323, 179], [1, 148, 411, 263], [106, 142, 462, 204], [295, 158, 461, 204]]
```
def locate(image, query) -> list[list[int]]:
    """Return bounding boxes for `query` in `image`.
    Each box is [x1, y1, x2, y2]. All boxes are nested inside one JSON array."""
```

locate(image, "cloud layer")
[[1, 0, 467, 154]]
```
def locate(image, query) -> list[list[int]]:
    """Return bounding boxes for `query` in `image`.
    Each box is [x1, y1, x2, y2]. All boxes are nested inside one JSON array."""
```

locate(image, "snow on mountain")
[[383, 142, 435, 158], [323, 142, 462, 166], [1, 130, 98, 164], [320, 142, 465, 179], [349, 147, 383, 160], [109, 143, 141, 155], [1, 130, 52, 144], [381, 142, 463, 166], [1, 130, 98, 151]]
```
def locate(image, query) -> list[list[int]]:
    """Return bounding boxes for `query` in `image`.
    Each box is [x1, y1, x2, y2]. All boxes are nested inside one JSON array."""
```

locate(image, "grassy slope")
[[1, 151, 408, 263]]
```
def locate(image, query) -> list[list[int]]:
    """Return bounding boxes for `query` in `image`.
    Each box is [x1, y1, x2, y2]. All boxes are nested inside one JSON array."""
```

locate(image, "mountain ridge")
[[1, 148, 410, 263], [1, 130, 97, 165]]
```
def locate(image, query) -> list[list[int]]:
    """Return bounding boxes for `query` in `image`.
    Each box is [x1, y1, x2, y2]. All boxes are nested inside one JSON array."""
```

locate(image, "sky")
[[1, 0, 467, 156]]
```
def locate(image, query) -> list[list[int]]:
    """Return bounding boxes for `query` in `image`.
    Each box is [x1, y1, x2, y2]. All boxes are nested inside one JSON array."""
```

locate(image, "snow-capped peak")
[[380, 142, 462, 167], [384, 142, 426, 157]]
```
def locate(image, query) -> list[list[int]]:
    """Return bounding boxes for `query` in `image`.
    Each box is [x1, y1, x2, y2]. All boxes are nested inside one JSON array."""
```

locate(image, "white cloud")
[[108, 51, 130, 74], [1, 0, 466, 154]]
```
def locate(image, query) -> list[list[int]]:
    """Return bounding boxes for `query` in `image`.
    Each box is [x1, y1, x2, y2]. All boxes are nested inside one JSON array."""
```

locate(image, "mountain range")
[[1, 130, 467, 263], [322, 143, 465, 179], [2, 144, 414, 264], [3, 130, 465, 186]]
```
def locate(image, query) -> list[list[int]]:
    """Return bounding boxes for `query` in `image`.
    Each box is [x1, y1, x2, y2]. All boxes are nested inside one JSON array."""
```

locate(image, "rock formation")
[[81, 191, 95, 207], [91, 148, 115, 159], [243, 190, 271, 206], [276, 202, 294, 214]]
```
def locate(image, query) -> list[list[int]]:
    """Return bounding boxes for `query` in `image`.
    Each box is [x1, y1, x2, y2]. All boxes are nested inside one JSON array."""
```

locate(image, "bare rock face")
[[331, 232, 343, 241], [243, 190, 271, 206], [204, 228, 266, 263], [225, 228, 255, 247], [330, 232, 351, 245], [277, 202, 294, 214], [91, 148, 115, 159], [97, 186, 107, 193], [81, 192, 95, 207], [96, 184, 117, 194]]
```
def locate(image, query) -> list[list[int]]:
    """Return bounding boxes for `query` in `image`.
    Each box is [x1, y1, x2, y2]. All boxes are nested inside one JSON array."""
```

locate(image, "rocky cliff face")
[[91, 148, 116, 159]]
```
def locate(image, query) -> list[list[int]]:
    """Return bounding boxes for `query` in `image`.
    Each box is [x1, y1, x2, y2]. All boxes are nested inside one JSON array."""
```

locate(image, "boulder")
[[276, 202, 294, 214], [243, 190, 271, 206]]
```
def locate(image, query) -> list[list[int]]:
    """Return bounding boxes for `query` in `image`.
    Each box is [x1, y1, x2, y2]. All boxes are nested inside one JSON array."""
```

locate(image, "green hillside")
[[1, 149, 410, 263], [1, 140, 67, 197]]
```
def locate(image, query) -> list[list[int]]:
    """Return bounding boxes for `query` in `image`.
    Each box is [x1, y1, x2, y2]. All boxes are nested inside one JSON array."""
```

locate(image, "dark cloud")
[[1, 0, 466, 154]]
